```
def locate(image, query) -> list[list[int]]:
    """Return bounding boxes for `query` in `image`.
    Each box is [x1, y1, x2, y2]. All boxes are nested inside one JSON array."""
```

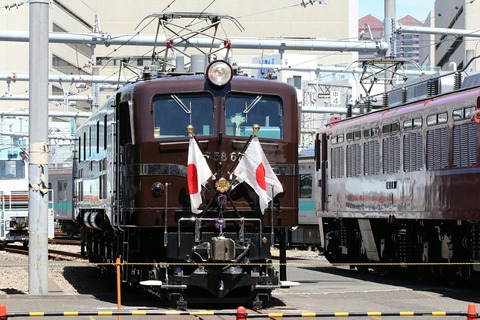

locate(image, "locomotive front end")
[[75, 59, 298, 309]]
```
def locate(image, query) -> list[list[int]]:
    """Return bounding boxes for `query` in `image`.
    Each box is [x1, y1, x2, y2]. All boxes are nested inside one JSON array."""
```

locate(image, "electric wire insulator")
[[454, 71, 462, 90]]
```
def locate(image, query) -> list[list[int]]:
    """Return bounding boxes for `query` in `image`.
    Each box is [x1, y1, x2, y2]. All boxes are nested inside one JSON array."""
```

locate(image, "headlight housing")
[[206, 60, 233, 87]]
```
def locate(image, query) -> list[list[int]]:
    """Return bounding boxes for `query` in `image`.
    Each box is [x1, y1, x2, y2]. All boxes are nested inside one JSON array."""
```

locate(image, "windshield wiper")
[[171, 95, 192, 114], [243, 95, 262, 114]]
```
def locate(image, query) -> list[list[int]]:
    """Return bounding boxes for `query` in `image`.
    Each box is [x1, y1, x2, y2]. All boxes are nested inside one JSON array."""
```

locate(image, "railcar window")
[[413, 117, 422, 128], [465, 106, 475, 119], [382, 122, 400, 134], [299, 173, 312, 198], [346, 130, 361, 141], [427, 112, 448, 126], [330, 134, 344, 144], [225, 93, 283, 139], [363, 127, 379, 138], [153, 93, 213, 137], [0, 160, 25, 179], [403, 117, 422, 130], [57, 180, 68, 201], [453, 105, 475, 121]]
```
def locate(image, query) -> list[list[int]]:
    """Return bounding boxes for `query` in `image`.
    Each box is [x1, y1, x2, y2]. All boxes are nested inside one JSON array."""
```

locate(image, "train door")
[[295, 152, 319, 248], [315, 132, 328, 249], [113, 99, 133, 229], [315, 133, 328, 211]]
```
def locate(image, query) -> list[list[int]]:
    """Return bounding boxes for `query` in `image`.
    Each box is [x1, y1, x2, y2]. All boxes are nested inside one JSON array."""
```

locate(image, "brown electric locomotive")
[[73, 59, 298, 309], [316, 70, 480, 284]]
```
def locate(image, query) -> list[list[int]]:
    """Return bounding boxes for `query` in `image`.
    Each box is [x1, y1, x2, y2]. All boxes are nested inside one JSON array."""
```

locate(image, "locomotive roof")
[[319, 85, 480, 133], [115, 73, 297, 104], [78, 70, 297, 131]]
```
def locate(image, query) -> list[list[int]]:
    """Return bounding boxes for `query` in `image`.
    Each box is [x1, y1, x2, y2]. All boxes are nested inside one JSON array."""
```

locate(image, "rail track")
[[48, 238, 81, 246], [5, 243, 85, 261]]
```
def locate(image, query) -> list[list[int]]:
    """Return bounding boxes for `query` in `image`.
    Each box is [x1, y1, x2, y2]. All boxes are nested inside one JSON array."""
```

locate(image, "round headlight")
[[206, 60, 233, 87]]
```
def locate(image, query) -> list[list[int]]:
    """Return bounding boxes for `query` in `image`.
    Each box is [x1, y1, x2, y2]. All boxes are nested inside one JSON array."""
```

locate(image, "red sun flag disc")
[[187, 164, 199, 194], [256, 163, 266, 191]]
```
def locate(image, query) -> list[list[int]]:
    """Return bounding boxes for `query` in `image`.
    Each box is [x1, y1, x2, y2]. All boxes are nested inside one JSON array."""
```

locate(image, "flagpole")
[[187, 124, 216, 176], [270, 184, 275, 245], [227, 123, 260, 176]]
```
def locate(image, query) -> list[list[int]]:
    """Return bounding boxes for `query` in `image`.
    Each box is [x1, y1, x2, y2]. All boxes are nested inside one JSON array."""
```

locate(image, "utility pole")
[[28, 0, 49, 294], [384, 0, 396, 58]]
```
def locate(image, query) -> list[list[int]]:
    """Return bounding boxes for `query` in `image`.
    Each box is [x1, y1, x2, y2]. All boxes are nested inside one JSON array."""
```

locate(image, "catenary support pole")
[[384, 0, 396, 58], [28, 0, 49, 295]]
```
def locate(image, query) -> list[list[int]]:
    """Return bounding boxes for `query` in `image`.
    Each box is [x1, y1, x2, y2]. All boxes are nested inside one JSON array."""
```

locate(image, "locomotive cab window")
[[153, 93, 214, 137], [225, 93, 283, 139]]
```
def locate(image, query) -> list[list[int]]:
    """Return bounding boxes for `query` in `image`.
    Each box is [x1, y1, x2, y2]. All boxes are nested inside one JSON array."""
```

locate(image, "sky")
[[359, 0, 435, 22]]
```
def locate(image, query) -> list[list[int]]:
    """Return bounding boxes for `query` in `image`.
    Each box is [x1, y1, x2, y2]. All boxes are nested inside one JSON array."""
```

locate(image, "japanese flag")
[[187, 138, 212, 214], [234, 136, 283, 213]]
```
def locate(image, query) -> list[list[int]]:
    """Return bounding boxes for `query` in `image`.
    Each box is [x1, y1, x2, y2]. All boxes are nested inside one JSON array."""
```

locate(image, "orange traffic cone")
[[0, 304, 6, 320], [467, 303, 477, 320]]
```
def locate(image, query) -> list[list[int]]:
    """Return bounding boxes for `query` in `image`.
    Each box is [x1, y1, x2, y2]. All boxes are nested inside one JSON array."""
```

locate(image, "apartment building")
[[358, 13, 423, 64]]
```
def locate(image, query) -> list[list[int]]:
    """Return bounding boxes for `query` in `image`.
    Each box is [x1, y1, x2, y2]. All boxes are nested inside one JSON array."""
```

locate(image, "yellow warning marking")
[[190, 311, 215, 316], [301, 313, 317, 317], [268, 313, 284, 317]]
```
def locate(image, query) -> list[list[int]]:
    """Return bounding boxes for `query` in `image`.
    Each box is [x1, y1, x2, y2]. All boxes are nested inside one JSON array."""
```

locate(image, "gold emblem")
[[215, 177, 231, 193]]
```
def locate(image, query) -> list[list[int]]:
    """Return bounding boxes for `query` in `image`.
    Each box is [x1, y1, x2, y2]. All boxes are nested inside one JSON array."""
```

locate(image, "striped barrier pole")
[[0, 303, 476, 318]]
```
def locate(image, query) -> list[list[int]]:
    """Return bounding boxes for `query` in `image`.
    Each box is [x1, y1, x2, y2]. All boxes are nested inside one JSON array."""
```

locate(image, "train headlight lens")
[[206, 60, 232, 87]]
